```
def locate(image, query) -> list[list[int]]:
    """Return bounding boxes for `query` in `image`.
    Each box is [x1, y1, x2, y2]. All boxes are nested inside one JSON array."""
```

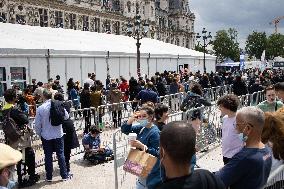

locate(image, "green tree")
[[266, 33, 284, 59], [245, 31, 267, 59], [212, 28, 240, 62], [194, 42, 208, 53]]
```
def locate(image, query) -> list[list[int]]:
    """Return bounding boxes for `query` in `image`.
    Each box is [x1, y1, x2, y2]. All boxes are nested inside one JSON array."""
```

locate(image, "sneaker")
[[18, 179, 33, 188], [29, 174, 40, 184], [45, 179, 52, 182], [67, 172, 74, 178], [62, 175, 72, 181]]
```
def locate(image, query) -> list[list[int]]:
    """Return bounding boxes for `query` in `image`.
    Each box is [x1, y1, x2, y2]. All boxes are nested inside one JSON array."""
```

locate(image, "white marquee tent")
[[0, 23, 216, 90]]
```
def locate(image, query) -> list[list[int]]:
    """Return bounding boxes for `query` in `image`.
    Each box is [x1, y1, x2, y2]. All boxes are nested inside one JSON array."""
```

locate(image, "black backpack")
[[50, 100, 65, 126], [2, 108, 22, 143]]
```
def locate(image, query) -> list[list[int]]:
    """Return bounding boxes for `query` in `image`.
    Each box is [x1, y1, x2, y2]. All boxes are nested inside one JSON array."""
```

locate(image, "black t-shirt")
[[157, 169, 225, 189]]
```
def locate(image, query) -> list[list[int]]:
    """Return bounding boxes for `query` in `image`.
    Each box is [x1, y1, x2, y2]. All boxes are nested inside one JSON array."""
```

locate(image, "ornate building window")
[[136, 3, 139, 14], [103, 19, 111, 32], [39, 8, 48, 27], [127, 1, 131, 13], [16, 14, 26, 25], [83, 15, 89, 31], [69, 13, 76, 29], [114, 21, 120, 35], [94, 17, 100, 32], [55, 11, 63, 28], [186, 38, 189, 48], [151, 6, 154, 16], [0, 12, 6, 23]]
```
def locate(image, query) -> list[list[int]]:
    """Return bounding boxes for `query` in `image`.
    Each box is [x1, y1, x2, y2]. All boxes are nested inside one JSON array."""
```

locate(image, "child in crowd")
[[217, 94, 243, 165]]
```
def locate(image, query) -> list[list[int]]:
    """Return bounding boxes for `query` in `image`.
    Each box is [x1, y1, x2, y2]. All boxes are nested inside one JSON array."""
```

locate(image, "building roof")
[[0, 23, 214, 58]]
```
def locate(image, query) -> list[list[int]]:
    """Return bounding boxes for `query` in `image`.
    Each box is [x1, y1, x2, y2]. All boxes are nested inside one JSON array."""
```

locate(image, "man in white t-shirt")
[[217, 94, 243, 165], [83, 73, 94, 87]]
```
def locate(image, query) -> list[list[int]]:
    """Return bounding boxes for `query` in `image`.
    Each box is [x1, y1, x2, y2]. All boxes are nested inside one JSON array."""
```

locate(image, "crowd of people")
[[1, 67, 284, 189]]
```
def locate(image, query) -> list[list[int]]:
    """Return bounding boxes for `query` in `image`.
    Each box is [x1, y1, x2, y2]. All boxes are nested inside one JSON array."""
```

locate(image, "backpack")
[[2, 108, 22, 143], [50, 100, 65, 126], [180, 92, 212, 112]]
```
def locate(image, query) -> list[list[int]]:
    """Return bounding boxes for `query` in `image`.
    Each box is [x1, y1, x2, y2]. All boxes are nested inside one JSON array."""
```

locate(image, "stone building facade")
[[0, 0, 195, 49]]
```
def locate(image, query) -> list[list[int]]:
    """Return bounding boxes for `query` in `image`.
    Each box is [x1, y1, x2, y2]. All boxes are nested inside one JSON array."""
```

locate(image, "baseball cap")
[[0, 143, 22, 169]]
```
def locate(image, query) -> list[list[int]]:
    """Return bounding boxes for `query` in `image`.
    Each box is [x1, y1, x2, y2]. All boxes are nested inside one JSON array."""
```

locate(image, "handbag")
[[123, 148, 157, 178]]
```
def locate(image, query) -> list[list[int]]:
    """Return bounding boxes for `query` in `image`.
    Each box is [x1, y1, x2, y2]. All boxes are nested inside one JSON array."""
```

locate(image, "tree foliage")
[[212, 28, 240, 62], [266, 33, 284, 59], [245, 31, 267, 59], [194, 43, 208, 54]]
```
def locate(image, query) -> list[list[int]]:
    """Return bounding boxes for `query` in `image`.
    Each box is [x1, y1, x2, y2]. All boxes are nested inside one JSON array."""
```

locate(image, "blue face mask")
[[238, 132, 248, 142], [137, 119, 149, 127], [7, 180, 16, 189]]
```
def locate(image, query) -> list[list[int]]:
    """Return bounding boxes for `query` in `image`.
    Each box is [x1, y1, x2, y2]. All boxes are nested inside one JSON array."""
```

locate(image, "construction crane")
[[270, 16, 284, 34]]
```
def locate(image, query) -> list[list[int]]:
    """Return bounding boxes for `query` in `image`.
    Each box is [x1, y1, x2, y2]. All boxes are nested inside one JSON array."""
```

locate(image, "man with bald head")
[[216, 106, 272, 189]]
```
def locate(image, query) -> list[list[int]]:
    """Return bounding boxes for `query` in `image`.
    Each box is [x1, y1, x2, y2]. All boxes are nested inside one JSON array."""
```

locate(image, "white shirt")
[[221, 115, 243, 158], [83, 78, 94, 86]]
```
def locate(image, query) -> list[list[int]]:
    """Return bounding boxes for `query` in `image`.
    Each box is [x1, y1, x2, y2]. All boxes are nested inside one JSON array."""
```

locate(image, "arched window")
[[186, 39, 189, 48], [136, 3, 140, 14], [127, 1, 131, 13]]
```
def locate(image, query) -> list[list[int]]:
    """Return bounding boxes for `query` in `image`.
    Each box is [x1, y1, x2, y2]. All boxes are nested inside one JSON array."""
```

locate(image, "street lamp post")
[[126, 6, 149, 78], [196, 28, 212, 73]]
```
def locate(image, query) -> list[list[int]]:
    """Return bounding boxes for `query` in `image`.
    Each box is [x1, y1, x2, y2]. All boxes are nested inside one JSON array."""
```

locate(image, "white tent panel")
[[95, 58, 107, 82], [109, 58, 120, 78], [29, 58, 48, 83], [49, 58, 66, 85], [82, 58, 95, 83], [140, 58, 149, 77], [0, 57, 27, 67], [190, 59, 203, 73], [66, 58, 81, 85], [205, 59, 216, 73], [0, 23, 214, 59], [119, 57, 130, 80], [129, 57, 137, 78]]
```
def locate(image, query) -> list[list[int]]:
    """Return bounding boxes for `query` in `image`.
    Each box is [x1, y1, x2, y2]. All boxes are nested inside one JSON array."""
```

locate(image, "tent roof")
[[0, 23, 214, 58]]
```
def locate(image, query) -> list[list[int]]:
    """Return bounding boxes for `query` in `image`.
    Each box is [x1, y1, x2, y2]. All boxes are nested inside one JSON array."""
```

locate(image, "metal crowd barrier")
[[112, 90, 273, 189], [0, 84, 233, 119], [113, 105, 223, 189], [263, 164, 284, 189]]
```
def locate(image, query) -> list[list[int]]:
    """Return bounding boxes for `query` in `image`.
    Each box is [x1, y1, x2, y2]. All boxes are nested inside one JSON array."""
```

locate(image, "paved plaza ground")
[[25, 145, 223, 189]]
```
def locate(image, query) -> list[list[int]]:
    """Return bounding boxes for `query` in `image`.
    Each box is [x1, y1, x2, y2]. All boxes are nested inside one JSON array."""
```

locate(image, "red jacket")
[[119, 81, 129, 101]]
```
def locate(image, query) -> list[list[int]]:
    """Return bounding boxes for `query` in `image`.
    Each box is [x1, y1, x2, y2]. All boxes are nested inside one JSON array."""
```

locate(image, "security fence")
[[263, 164, 284, 189], [1, 86, 279, 189]]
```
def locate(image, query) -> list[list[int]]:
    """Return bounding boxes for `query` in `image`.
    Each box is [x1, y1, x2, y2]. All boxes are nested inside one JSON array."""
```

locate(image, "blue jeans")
[[136, 177, 147, 189], [42, 137, 68, 180]]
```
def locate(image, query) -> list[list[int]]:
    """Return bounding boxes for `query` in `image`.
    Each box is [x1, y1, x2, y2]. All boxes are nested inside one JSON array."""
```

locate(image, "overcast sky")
[[190, 0, 284, 48]]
